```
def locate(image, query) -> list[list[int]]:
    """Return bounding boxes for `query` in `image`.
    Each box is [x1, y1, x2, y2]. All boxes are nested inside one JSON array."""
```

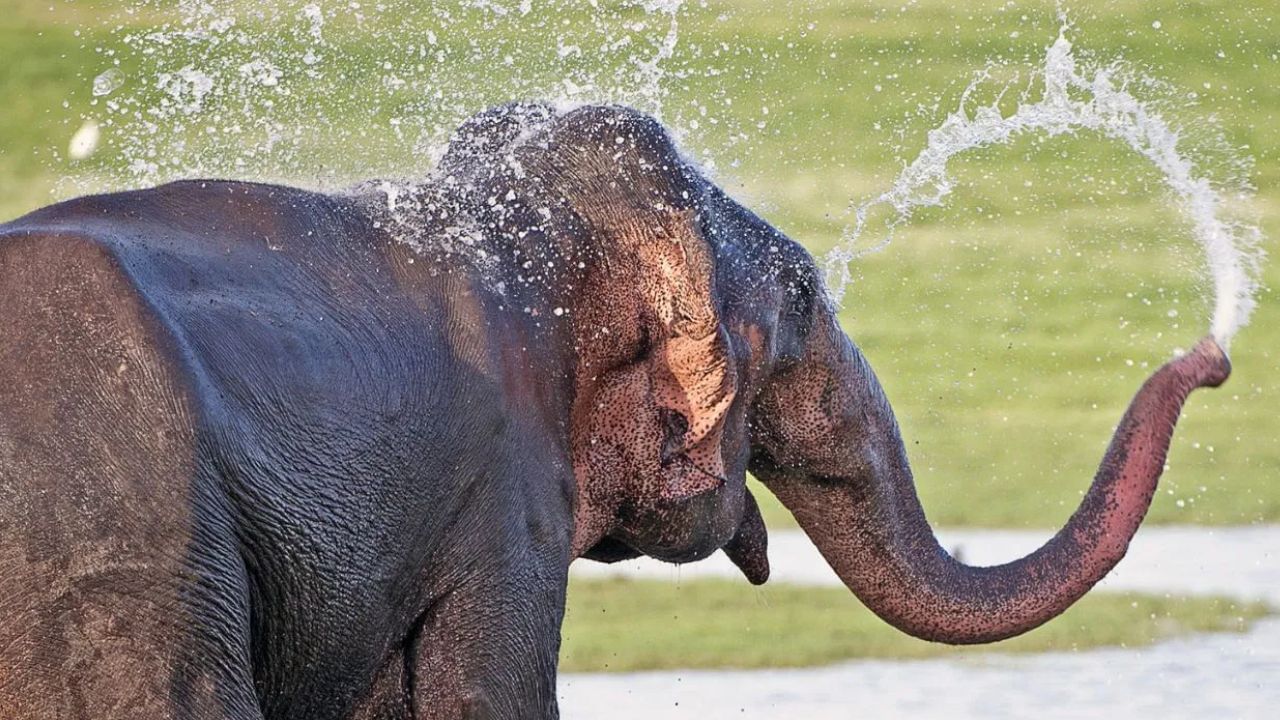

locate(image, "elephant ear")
[[522, 108, 740, 542], [569, 205, 737, 508], [640, 208, 738, 490]]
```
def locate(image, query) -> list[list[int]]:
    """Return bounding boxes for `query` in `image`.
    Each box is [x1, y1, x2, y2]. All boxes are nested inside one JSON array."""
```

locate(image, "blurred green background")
[[1, 0, 1274, 669]]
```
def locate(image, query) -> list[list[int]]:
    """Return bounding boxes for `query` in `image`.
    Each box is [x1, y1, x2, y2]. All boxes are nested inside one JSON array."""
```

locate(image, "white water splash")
[[91, 68, 125, 97], [65, 0, 703, 197], [632, 0, 685, 117], [824, 30, 1264, 347]]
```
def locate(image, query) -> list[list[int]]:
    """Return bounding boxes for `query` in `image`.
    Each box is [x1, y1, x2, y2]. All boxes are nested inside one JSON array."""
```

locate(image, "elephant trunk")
[[756, 334, 1229, 644]]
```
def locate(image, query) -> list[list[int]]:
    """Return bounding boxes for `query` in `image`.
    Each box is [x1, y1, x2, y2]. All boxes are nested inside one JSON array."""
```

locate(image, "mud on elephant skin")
[[0, 102, 1229, 719]]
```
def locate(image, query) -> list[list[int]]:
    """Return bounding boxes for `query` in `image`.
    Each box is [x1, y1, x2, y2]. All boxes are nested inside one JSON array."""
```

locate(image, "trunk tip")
[[1179, 336, 1231, 389], [723, 542, 770, 585]]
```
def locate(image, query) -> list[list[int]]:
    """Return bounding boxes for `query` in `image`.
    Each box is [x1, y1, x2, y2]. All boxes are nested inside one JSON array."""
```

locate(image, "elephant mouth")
[[614, 472, 755, 567]]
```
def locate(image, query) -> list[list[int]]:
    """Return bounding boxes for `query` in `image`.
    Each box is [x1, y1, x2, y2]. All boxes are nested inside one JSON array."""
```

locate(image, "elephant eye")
[[658, 407, 689, 465]]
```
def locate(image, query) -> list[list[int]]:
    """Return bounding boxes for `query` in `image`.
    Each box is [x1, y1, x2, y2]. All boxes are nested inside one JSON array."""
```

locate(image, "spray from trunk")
[[823, 27, 1263, 348]]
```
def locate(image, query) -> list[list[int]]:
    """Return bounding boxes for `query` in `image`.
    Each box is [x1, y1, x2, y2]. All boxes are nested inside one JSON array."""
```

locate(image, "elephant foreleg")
[[408, 572, 566, 720]]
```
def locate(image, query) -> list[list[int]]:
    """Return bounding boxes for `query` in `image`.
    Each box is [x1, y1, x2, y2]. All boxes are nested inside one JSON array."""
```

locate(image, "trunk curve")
[[756, 335, 1230, 644]]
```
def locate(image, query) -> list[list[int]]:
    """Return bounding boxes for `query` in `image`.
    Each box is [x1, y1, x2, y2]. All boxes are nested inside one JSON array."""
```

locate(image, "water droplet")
[[68, 119, 101, 160], [92, 68, 124, 97]]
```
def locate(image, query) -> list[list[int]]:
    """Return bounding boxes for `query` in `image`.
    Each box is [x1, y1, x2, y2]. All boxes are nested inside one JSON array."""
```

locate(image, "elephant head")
[[436, 103, 1231, 642]]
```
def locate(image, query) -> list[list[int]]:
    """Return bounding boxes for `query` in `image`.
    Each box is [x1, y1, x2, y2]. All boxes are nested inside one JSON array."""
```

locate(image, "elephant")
[[0, 102, 1229, 719]]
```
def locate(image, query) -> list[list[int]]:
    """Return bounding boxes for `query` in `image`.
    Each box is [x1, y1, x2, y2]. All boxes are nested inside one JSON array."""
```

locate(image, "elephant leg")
[[168, 526, 265, 719], [408, 571, 567, 720]]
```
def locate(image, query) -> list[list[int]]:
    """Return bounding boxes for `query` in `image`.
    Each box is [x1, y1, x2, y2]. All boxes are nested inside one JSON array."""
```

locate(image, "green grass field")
[[1, 1, 1275, 670], [561, 577, 1268, 672]]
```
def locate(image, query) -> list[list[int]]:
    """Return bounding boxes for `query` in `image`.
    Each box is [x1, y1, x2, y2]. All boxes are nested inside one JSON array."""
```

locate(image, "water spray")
[[824, 29, 1263, 349]]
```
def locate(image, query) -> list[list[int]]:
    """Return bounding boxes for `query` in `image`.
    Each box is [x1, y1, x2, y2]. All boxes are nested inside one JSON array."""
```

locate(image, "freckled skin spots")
[[0, 102, 1231, 719]]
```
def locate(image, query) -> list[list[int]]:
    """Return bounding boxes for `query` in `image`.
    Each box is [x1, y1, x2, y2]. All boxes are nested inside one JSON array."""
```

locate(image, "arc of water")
[[825, 32, 1262, 347]]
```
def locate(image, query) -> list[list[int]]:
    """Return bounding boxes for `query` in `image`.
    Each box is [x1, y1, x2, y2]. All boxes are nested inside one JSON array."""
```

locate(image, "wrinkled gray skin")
[[0, 104, 1228, 719]]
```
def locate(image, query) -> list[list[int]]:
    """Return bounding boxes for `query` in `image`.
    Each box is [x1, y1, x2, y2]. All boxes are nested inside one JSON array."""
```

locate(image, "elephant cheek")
[[658, 455, 724, 501]]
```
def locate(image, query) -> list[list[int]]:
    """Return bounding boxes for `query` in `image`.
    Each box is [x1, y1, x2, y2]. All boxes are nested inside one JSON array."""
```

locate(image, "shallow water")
[[559, 621, 1280, 719], [562, 526, 1280, 718]]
